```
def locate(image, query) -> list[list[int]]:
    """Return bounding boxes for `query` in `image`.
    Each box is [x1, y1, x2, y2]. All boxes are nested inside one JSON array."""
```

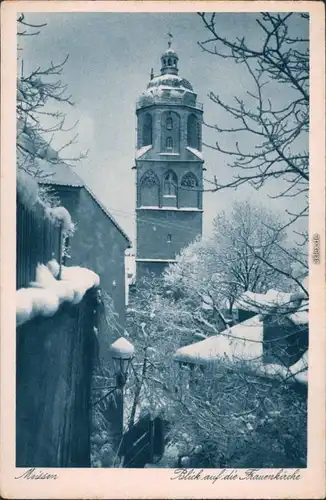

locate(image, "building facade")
[[135, 44, 204, 278], [38, 161, 131, 344]]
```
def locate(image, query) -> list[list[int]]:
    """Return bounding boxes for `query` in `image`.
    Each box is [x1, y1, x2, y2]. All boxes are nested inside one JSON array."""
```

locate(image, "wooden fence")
[[16, 289, 98, 467], [16, 197, 62, 289]]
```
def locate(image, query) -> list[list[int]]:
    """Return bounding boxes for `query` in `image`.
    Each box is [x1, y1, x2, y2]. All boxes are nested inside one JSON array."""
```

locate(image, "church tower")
[[135, 42, 204, 278]]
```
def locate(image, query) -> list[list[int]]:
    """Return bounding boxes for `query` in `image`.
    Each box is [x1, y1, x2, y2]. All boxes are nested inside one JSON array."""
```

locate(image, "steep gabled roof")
[[37, 159, 131, 246], [84, 185, 131, 246], [37, 158, 84, 187]]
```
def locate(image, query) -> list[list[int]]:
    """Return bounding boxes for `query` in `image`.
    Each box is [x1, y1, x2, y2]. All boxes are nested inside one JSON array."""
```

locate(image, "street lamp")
[[93, 337, 135, 407], [108, 337, 135, 445], [109, 337, 135, 388]]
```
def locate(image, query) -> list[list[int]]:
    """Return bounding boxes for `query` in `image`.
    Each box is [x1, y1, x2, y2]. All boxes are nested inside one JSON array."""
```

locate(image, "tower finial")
[[167, 31, 173, 48]]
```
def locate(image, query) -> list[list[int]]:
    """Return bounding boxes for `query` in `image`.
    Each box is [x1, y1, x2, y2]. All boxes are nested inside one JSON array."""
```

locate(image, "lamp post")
[[108, 337, 135, 440]]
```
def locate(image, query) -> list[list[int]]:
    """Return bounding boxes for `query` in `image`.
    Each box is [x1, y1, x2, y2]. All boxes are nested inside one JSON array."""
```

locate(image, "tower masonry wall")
[[136, 104, 203, 160], [136, 209, 202, 261], [136, 160, 203, 209]]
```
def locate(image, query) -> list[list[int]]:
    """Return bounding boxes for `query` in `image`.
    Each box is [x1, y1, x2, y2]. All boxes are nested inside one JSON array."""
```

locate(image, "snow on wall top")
[[16, 260, 100, 327]]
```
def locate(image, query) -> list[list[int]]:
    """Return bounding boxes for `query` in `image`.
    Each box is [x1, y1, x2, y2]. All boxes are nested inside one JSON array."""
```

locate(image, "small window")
[[168, 58, 172, 66], [166, 117, 173, 130], [163, 58, 166, 65], [142, 113, 152, 147], [167, 234, 172, 243], [163, 171, 177, 197], [187, 114, 200, 150], [166, 137, 173, 150]]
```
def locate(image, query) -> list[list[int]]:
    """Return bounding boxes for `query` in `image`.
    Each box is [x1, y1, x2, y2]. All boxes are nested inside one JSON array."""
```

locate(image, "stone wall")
[[16, 289, 98, 467], [136, 209, 202, 261]]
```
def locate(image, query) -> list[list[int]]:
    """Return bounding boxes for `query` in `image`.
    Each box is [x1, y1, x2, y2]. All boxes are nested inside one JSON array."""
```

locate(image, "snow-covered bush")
[[45, 206, 75, 233]]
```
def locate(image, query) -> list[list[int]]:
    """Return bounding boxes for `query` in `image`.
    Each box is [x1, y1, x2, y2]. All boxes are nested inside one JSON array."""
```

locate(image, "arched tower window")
[[163, 170, 178, 208], [179, 172, 199, 208], [166, 137, 173, 150], [187, 114, 201, 150], [166, 117, 173, 130], [141, 113, 152, 147], [140, 170, 159, 207], [161, 111, 180, 153]]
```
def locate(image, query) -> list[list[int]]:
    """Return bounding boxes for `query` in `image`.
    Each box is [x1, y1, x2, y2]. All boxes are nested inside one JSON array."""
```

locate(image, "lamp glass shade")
[[119, 357, 132, 377], [109, 337, 134, 377]]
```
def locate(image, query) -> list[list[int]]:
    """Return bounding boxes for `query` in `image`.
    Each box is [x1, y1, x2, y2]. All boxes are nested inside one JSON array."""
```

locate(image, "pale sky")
[[19, 12, 308, 250]]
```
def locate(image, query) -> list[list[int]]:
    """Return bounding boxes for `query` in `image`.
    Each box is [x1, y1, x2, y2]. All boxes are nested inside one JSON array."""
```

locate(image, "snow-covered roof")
[[135, 145, 152, 159], [186, 146, 204, 161], [174, 313, 308, 386], [234, 288, 306, 314], [254, 350, 308, 386], [288, 300, 309, 325], [288, 310, 309, 325], [146, 73, 194, 92], [37, 158, 84, 187], [174, 314, 264, 365]]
